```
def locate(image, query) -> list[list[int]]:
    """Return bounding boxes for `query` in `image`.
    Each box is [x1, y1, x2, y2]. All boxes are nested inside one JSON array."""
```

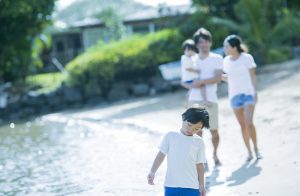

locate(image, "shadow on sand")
[[205, 167, 225, 191], [226, 160, 262, 187]]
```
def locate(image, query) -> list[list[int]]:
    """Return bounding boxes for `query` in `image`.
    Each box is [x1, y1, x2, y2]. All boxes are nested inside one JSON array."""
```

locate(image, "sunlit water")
[[0, 114, 166, 196]]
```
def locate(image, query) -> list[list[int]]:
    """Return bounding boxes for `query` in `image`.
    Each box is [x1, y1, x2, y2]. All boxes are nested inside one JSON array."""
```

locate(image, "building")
[[44, 5, 194, 69]]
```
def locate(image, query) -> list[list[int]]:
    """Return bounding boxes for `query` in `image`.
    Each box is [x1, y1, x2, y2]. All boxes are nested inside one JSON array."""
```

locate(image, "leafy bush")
[[26, 72, 67, 94], [266, 47, 292, 63], [66, 29, 183, 97], [190, 0, 300, 65]]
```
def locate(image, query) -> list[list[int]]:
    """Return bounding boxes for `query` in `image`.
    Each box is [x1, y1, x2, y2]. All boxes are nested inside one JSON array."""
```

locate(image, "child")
[[147, 107, 209, 196], [181, 39, 210, 107]]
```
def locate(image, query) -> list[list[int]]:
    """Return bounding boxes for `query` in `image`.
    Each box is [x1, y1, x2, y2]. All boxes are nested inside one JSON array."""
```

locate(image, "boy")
[[181, 39, 211, 107], [147, 107, 209, 196]]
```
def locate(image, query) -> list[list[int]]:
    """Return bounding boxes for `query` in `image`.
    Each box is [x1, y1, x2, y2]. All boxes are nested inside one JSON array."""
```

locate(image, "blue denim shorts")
[[164, 187, 200, 196], [230, 94, 255, 109]]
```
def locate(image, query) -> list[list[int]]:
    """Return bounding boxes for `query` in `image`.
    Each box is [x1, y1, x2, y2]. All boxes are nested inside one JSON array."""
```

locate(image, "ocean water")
[[0, 114, 166, 196]]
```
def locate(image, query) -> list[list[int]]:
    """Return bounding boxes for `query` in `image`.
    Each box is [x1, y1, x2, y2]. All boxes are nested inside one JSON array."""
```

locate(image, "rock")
[[6, 101, 22, 113], [21, 107, 36, 117], [85, 97, 105, 107], [149, 76, 172, 93], [131, 83, 150, 96], [45, 91, 62, 107], [293, 45, 300, 58], [0, 82, 12, 92], [107, 82, 130, 102], [62, 87, 83, 103], [38, 106, 52, 115], [0, 92, 8, 109], [22, 92, 46, 108]]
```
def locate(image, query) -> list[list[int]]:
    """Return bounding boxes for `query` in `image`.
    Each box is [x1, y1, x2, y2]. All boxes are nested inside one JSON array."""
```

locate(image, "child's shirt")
[[181, 54, 199, 82], [159, 131, 206, 189]]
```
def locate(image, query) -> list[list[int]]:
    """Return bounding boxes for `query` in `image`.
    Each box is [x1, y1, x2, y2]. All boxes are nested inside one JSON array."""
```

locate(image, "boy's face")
[[184, 48, 195, 57], [182, 121, 203, 136]]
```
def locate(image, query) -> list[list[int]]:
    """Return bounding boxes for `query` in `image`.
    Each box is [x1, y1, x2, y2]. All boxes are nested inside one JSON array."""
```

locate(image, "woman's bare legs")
[[245, 104, 262, 159], [233, 107, 253, 160]]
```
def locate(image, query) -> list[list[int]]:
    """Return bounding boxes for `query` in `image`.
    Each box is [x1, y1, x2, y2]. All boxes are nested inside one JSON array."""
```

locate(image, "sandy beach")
[[28, 59, 300, 195]]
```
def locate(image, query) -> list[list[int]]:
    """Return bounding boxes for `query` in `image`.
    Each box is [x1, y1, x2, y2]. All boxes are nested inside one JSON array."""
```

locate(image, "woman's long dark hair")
[[225, 35, 248, 53]]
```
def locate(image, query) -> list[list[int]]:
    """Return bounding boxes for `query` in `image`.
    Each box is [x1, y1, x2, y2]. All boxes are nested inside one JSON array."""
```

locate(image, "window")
[[56, 41, 64, 52]]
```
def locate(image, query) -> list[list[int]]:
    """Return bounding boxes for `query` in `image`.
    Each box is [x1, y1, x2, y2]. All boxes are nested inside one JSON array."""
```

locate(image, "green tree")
[[0, 0, 55, 82], [192, 0, 239, 19], [94, 7, 125, 41], [209, 0, 300, 63], [192, 0, 300, 63]]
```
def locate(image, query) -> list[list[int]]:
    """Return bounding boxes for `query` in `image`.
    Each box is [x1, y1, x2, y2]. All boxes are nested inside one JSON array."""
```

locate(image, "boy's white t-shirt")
[[181, 55, 199, 82], [188, 53, 223, 103], [159, 131, 206, 189], [223, 53, 256, 99]]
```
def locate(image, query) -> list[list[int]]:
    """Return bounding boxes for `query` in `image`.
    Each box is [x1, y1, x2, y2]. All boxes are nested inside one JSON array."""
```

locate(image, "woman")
[[223, 35, 262, 161]]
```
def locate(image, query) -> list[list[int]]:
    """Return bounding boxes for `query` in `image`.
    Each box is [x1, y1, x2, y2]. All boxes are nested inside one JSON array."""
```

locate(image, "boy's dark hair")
[[182, 39, 198, 53], [182, 107, 209, 129], [193, 28, 212, 44]]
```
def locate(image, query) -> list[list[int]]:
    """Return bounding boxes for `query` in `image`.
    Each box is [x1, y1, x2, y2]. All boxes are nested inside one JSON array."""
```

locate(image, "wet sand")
[[60, 59, 300, 195]]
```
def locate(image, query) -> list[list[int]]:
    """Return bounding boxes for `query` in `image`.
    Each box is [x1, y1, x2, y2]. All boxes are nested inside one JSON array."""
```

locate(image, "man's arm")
[[197, 163, 206, 196], [147, 151, 166, 185], [190, 69, 222, 88]]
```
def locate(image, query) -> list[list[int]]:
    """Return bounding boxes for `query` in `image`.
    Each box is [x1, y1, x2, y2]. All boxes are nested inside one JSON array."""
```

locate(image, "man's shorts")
[[230, 94, 255, 109], [188, 101, 219, 130], [164, 187, 200, 196]]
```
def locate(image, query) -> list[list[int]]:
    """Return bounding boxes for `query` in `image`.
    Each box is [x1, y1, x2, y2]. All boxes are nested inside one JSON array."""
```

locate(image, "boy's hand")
[[147, 172, 155, 185], [186, 68, 199, 73], [200, 188, 206, 196]]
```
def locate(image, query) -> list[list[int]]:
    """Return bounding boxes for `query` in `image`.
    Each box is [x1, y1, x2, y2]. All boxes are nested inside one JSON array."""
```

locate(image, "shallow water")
[[0, 114, 165, 196]]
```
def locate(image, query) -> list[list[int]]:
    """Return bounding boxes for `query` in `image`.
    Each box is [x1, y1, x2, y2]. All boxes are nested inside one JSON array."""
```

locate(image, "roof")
[[124, 4, 193, 22], [71, 17, 104, 28], [67, 4, 194, 28]]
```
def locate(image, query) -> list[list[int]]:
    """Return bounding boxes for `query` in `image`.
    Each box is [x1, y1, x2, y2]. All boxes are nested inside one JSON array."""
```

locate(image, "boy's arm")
[[147, 151, 166, 185], [197, 163, 206, 196], [186, 67, 200, 73]]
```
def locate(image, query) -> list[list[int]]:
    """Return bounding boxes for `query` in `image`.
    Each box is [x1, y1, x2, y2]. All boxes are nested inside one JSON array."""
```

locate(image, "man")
[[182, 28, 223, 166]]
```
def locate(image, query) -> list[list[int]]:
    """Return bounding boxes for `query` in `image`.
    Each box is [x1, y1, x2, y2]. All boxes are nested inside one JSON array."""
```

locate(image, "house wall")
[[82, 27, 109, 49], [45, 33, 83, 69], [47, 13, 190, 67]]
